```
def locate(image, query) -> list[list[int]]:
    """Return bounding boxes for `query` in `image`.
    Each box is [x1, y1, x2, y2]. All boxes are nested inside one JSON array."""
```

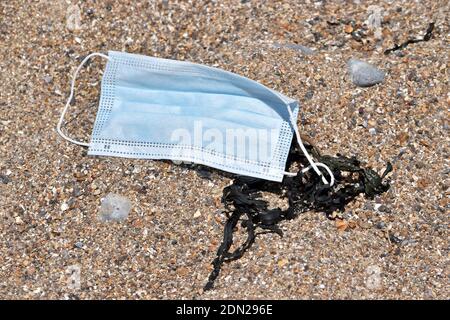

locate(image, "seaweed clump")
[[204, 138, 392, 291]]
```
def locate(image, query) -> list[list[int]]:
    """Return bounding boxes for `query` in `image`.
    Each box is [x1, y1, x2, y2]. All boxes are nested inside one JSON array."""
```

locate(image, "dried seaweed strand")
[[384, 22, 435, 55]]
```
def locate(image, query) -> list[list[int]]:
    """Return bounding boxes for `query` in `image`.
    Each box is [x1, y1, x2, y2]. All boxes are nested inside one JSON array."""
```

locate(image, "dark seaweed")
[[204, 140, 392, 291], [384, 23, 434, 55]]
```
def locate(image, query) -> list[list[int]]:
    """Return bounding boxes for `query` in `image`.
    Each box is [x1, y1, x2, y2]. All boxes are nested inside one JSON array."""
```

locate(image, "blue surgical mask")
[[57, 51, 333, 184]]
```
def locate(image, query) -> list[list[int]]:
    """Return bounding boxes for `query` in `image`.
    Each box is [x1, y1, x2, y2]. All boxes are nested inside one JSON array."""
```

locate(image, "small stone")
[[193, 210, 201, 218], [358, 220, 372, 229], [363, 202, 374, 210], [177, 267, 190, 277], [15, 216, 24, 225], [74, 241, 83, 249], [348, 220, 357, 229], [344, 24, 354, 33], [0, 174, 11, 184], [60, 202, 69, 211], [43, 75, 53, 84], [335, 219, 348, 232], [132, 166, 141, 174], [369, 128, 377, 135], [304, 90, 314, 100], [389, 234, 402, 244], [347, 59, 385, 87], [396, 132, 409, 144], [376, 221, 386, 229], [125, 37, 133, 45], [277, 258, 289, 267], [98, 193, 132, 222], [72, 186, 82, 197]]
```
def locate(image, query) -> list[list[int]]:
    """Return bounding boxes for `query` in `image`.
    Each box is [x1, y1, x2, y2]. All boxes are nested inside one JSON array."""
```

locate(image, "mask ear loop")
[[56, 52, 110, 147], [283, 105, 335, 187]]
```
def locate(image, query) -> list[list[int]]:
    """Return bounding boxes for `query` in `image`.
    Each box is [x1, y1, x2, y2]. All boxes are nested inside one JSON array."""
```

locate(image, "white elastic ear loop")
[[283, 105, 335, 187], [56, 52, 110, 147]]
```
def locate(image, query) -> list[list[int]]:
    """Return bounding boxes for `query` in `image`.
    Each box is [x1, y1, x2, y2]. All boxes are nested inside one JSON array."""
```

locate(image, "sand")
[[0, 0, 448, 299]]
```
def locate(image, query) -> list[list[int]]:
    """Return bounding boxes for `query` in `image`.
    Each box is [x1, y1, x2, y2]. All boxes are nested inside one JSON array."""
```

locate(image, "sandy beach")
[[0, 0, 448, 299]]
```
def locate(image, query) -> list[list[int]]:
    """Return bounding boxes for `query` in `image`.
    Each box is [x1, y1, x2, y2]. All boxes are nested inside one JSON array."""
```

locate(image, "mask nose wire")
[[56, 52, 110, 147], [283, 105, 335, 187]]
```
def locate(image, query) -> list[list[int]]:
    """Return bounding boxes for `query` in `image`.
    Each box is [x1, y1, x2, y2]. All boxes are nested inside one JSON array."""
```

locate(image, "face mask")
[[57, 51, 334, 184]]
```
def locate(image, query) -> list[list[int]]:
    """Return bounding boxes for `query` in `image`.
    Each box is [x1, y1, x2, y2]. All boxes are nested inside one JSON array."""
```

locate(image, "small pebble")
[[60, 202, 69, 212], [347, 59, 385, 87], [15, 216, 24, 225], [378, 205, 391, 213], [389, 234, 403, 244], [98, 193, 132, 222], [304, 90, 314, 100], [0, 174, 11, 184], [363, 202, 374, 210], [43, 75, 53, 84], [376, 221, 386, 229], [72, 186, 82, 197], [74, 241, 84, 249], [193, 210, 201, 218]]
